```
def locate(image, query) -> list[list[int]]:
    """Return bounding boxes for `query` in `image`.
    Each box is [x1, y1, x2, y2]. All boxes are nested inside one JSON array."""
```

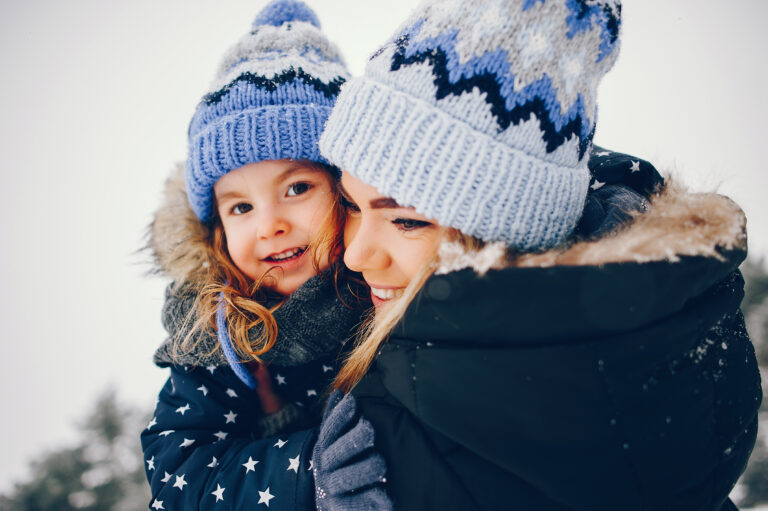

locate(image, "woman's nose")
[[343, 219, 387, 273]]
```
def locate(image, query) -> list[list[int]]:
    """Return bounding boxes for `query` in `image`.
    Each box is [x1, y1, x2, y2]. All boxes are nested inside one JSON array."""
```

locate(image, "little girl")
[[141, 2, 389, 509]]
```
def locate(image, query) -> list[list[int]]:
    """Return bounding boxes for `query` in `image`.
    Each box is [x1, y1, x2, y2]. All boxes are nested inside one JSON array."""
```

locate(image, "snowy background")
[[1, 0, 766, 497]]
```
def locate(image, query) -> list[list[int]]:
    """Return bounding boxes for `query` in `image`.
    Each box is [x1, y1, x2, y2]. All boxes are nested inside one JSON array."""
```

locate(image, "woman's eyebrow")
[[369, 197, 401, 209], [338, 182, 401, 209]]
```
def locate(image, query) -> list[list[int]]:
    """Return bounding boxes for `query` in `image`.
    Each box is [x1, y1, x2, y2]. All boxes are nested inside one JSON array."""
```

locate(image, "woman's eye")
[[392, 218, 431, 232], [231, 203, 253, 215], [287, 182, 312, 197], [340, 195, 360, 213]]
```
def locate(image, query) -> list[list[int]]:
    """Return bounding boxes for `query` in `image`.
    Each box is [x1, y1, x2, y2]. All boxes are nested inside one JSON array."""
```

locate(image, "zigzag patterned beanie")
[[186, 0, 350, 222], [320, 0, 621, 250]]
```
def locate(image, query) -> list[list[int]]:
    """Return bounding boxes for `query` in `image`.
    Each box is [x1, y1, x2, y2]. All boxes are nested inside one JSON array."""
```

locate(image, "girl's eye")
[[287, 182, 313, 197], [392, 218, 431, 232], [231, 203, 253, 215], [340, 195, 360, 213]]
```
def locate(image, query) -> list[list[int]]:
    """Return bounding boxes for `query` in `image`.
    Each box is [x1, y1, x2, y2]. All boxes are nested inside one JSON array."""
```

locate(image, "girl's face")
[[214, 160, 335, 296], [340, 172, 447, 308]]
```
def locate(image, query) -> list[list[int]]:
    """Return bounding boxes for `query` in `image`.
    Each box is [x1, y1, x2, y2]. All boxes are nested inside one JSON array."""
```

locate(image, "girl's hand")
[[250, 363, 283, 414]]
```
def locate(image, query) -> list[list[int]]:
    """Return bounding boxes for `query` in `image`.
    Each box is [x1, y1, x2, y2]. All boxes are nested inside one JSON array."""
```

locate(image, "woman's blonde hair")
[[174, 162, 348, 364], [333, 233, 488, 393]]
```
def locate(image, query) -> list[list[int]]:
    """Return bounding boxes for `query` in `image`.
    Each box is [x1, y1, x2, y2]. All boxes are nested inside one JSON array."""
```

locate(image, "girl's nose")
[[256, 206, 289, 239]]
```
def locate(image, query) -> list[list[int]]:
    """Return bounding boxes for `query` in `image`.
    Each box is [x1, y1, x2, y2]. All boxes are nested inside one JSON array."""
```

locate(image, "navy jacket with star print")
[[141, 162, 366, 510], [141, 357, 340, 510]]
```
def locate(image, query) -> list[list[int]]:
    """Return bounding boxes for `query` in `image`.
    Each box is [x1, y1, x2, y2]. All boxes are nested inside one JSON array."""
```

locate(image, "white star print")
[[274, 439, 287, 448], [151, 499, 164, 510], [596, 150, 611, 157], [226, 388, 238, 398], [275, 374, 286, 385], [306, 389, 317, 397], [224, 411, 237, 424], [213, 431, 229, 441], [287, 455, 300, 473], [308, 459, 314, 471], [243, 456, 259, 473], [258, 487, 275, 506], [207, 457, 218, 468], [206, 365, 217, 374], [173, 474, 188, 491], [322, 365, 333, 373], [147, 417, 157, 430], [197, 385, 209, 396], [161, 471, 172, 483], [590, 180, 605, 190], [175, 403, 191, 415], [159, 430, 175, 437], [211, 484, 225, 502], [179, 438, 196, 448], [145, 456, 155, 471], [630, 160, 641, 172]]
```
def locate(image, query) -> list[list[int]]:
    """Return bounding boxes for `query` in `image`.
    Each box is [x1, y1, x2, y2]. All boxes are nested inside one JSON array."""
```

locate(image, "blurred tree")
[[0, 390, 151, 511], [735, 258, 768, 508]]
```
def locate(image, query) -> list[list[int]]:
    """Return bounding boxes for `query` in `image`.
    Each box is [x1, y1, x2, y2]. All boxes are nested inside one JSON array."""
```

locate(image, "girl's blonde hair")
[[175, 162, 349, 364], [333, 233, 488, 393]]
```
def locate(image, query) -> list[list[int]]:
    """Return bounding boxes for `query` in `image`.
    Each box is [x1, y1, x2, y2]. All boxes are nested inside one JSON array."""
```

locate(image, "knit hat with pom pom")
[[320, 0, 621, 251], [186, 0, 349, 222]]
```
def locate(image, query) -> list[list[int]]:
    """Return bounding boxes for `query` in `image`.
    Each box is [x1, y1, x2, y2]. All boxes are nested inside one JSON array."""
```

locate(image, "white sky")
[[1, 0, 766, 492]]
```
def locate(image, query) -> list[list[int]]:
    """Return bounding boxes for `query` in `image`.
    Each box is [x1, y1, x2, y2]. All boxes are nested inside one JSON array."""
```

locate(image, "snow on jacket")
[[140, 165, 359, 510], [351, 181, 761, 510]]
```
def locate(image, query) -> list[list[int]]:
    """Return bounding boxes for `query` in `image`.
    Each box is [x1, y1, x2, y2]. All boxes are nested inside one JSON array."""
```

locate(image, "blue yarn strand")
[[217, 295, 259, 389]]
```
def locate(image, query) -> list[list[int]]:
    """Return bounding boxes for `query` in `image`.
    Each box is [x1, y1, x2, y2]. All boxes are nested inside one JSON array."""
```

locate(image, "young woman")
[[317, 0, 762, 509]]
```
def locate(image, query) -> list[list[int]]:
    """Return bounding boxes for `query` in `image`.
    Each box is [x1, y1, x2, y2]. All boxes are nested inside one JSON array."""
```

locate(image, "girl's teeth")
[[270, 247, 304, 261], [370, 287, 404, 300]]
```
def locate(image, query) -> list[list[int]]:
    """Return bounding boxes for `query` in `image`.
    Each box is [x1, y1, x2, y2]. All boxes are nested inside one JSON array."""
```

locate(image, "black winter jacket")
[[352, 186, 761, 511]]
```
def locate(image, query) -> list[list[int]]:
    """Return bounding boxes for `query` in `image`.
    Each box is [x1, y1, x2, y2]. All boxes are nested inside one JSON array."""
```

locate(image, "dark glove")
[[312, 390, 392, 510], [576, 183, 647, 239]]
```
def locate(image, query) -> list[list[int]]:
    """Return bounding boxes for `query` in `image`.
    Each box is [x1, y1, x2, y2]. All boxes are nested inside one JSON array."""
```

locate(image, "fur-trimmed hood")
[[437, 180, 747, 275], [148, 163, 213, 285]]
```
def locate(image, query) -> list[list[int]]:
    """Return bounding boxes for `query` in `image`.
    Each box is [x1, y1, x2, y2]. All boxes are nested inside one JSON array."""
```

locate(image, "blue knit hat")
[[186, 0, 350, 222], [320, 0, 621, 251]]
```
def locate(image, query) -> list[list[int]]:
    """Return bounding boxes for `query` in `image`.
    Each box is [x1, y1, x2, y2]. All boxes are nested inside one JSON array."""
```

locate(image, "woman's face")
[[340, 172, 447, 308]]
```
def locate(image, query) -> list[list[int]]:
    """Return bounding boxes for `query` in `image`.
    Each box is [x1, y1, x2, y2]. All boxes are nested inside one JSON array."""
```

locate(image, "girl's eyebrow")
[[215, 190, 245, 202], [276, 165, 318, 183]]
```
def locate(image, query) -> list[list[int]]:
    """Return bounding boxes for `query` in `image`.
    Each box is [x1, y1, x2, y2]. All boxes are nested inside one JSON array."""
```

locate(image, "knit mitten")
[[312, 390, 392, 510]]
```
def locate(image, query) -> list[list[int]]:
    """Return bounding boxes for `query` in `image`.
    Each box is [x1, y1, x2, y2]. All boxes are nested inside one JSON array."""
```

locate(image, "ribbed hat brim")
[[320, 77, 589, 250], [187, 104, 332, 221]]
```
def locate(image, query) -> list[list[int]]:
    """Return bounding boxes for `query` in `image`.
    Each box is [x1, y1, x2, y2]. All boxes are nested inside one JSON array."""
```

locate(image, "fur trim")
[[437, 179, 747, 274], [148, 163, 214, 285]]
